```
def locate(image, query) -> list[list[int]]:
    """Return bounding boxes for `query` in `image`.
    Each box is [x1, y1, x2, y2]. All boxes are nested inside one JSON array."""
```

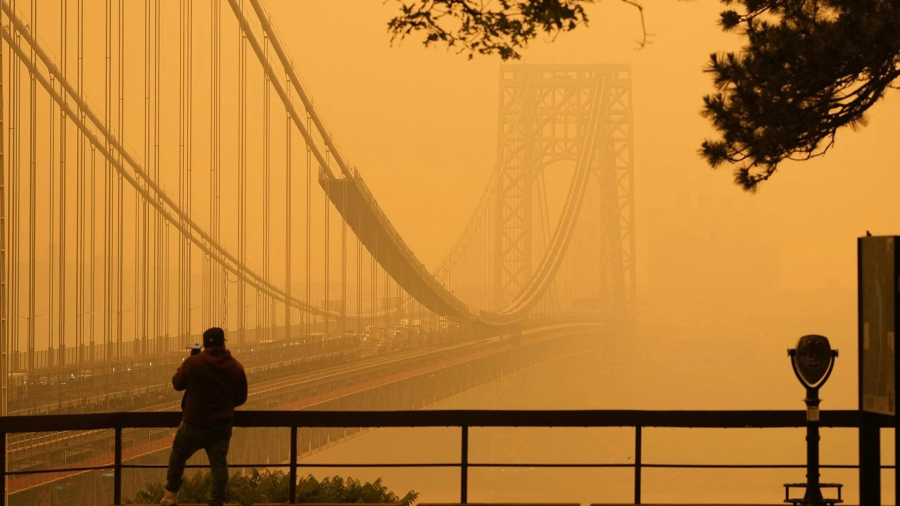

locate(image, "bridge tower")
[[492, 64, 636, 321]]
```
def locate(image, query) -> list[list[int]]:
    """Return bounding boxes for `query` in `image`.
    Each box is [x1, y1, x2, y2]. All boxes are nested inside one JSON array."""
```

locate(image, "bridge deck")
[[320, 170, 473, 320]]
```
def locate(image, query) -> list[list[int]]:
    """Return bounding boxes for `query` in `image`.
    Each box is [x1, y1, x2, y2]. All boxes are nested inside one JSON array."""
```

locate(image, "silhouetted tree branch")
[[388, 0, 900, 193], [701, 0, 900, 191], [387, 0, 653, 60]]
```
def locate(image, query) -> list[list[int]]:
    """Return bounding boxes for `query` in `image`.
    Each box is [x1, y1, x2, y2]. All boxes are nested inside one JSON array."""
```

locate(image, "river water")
[[297, 325, 896, 504]]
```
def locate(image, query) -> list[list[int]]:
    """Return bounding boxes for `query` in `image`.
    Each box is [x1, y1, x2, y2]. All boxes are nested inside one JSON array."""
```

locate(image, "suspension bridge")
[[0, 0, 634, 502]]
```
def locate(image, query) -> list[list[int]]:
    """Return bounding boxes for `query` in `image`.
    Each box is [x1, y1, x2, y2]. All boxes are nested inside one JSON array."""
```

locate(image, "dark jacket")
[[172, 347, 248, 427]]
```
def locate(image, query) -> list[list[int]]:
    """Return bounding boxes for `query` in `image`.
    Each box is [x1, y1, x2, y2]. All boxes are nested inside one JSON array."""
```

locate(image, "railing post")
[[859, 411, 880, 505], [114, 427, 122, 505], [289, 426, 298, 504], [634, 425, 642, 505], [460, 425, 469, 504], [1, 432, 7, 506]]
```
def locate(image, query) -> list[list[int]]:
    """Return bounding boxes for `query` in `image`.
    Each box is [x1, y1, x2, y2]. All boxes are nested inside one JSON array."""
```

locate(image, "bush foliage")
[[130, 469, 418, 506]]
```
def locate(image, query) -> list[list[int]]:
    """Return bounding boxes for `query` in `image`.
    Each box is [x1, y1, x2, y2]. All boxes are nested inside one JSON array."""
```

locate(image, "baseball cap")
[[202, 327, 227, 347]]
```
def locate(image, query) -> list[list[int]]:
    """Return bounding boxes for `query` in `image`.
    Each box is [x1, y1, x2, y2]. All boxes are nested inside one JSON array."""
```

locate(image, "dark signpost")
[[785, 335, 840, 506], [858, 235, 899, 506]]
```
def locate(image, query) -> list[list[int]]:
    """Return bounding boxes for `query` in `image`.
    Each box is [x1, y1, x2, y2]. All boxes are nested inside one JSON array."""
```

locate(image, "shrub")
[[130, 469, 418, 506]]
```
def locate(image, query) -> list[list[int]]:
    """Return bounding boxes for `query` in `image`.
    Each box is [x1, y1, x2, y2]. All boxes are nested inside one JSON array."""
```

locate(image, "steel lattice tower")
[[492, 64, 636, 321]]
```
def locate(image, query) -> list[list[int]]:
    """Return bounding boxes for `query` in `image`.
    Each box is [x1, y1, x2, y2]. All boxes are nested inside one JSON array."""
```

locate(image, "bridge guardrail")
[[0, 409, 890, 506]]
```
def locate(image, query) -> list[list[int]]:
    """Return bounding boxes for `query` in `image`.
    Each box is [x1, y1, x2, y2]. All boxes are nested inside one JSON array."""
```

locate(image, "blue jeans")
[[165, 421, 233, 506]]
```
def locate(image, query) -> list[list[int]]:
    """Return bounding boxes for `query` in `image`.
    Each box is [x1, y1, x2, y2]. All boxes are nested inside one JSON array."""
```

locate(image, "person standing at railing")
[[161, 327, 248, 506]]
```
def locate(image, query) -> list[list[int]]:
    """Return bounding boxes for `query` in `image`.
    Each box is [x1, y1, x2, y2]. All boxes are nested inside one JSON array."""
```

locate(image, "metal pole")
[[114, 426, 123, 505], [460, 425, 469, 504], [289, 426, 298, 503], [634, 425, 642, 504], [894, 241, 900, 506], [859, 412, 880, 505], [804, 388, 824, 505], [0, 433, 5, 506], [859, 237, 881, 506]]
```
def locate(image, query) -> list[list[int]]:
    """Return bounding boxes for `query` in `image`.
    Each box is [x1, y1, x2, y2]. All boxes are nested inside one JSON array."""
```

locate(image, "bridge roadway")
[[321, 171, 470, 319], [9, 332, 370, 416], [8, 330, 480, 456], [6, 320, 608, 498]]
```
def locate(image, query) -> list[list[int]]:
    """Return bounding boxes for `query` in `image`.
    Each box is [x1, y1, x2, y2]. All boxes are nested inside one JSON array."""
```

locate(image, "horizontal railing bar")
[[642, 464, 858, 469], [20, 462, 895, 475], [289, 463, 458, 468], [469, 463, 633, 468], [120, 463, 458, 469], [120, 464, 292, 469], [6, 466, 111, 476], [0, 409, 887, 433]]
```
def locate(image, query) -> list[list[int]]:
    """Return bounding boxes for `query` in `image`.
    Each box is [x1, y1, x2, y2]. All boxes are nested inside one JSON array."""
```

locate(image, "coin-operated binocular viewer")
[[784, 335, 841, 506]]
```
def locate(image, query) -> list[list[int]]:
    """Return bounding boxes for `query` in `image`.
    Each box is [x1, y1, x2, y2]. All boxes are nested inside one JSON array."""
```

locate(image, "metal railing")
[[0, 409, 891, 506]]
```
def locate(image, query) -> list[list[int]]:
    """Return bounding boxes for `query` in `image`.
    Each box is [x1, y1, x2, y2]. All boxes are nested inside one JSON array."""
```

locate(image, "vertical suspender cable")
[[214, 0, 221, 327], [104, 0, 111, 368], [383, 260, 387, 334], [154, 0, 162, 350], [117, 0, 124, 363], [209, 0, 219, 328], [284, 71, 291, 339], [133, 0, 143, 356], [27, 0, 35, 394], [76, 0, 83, 373], [58, 0, 66, 375], [186, 0, 192, 340], [370, 233, 375, 339], [141, 0, 149, 355], [0, 0, 7, 422], [341, 177, 346, 334], [178, 0, 185, 345], [356, 217, 361, 339], [8, 0, 18, 379], [90, 144, 95, 357], [205, 0, 211, 328], [178, 0, 193, 344], [305, 113, 310, 337], [237, 0, 245, 344], [49, 9, 56, 373], [263, 34, 270, 343], [324, 151, 329, 338], [157, 0, 169, 350], [57, 0, 68, 399]]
